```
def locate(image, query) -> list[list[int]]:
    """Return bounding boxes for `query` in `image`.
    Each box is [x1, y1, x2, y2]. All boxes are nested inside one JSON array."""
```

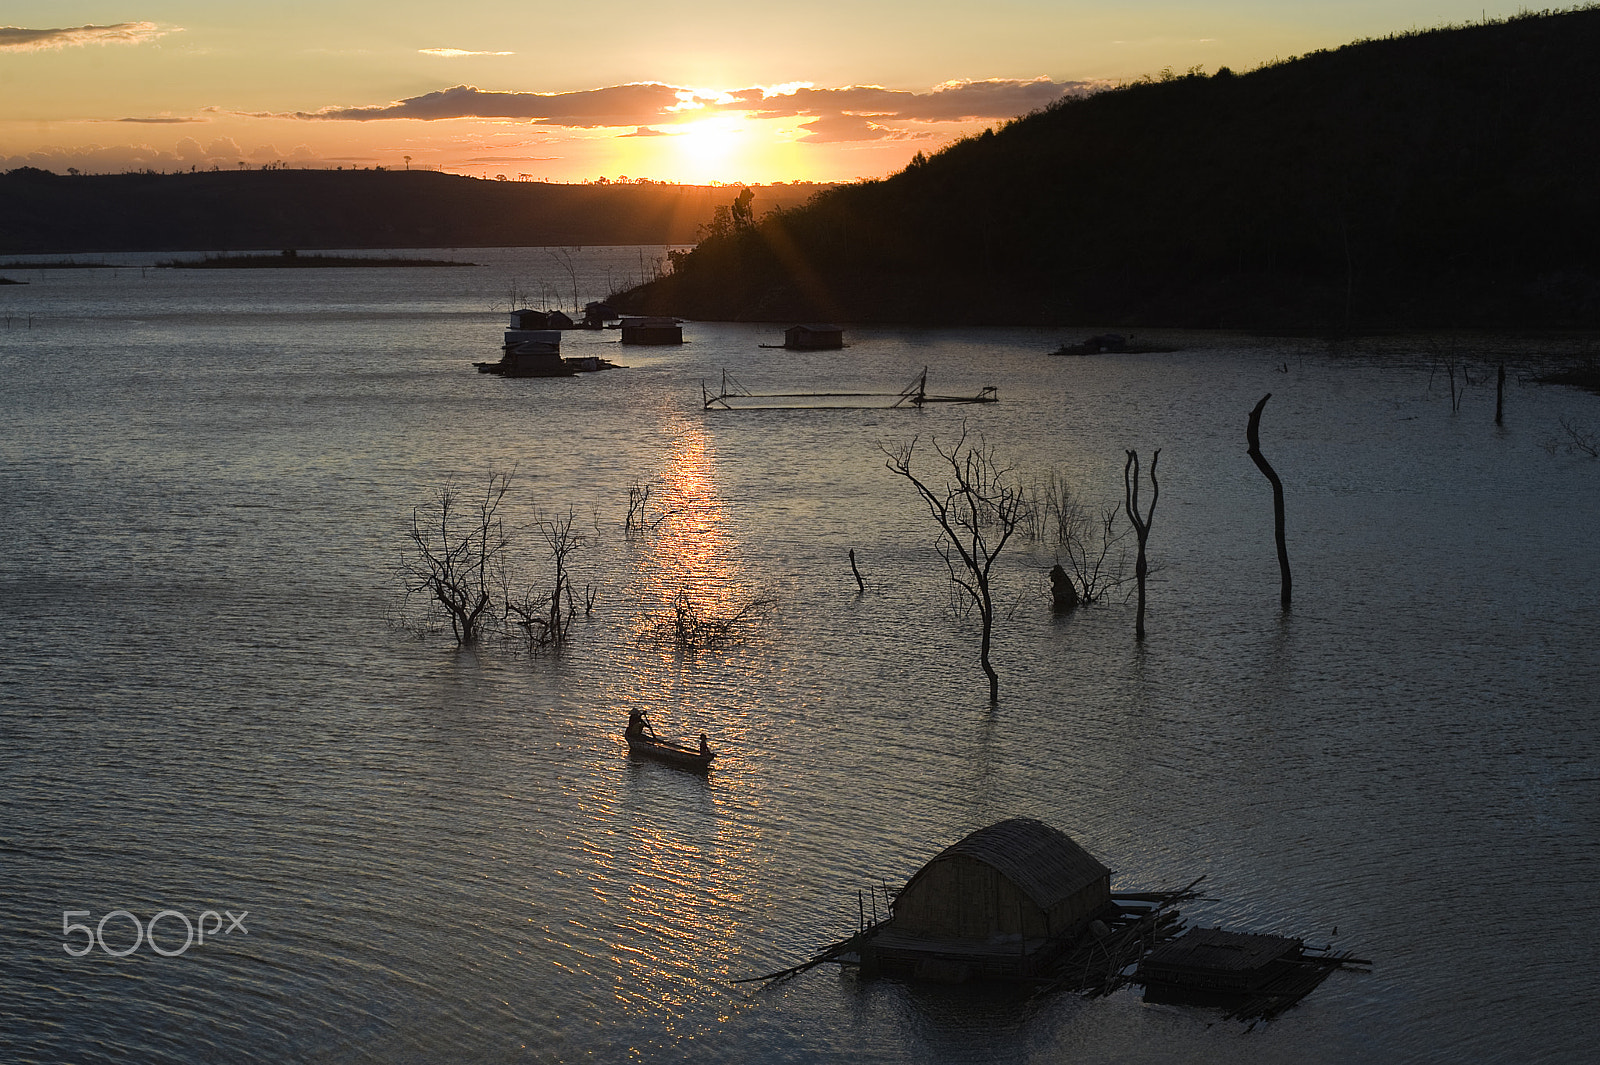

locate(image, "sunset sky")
[[2, 2, 1537, 184]]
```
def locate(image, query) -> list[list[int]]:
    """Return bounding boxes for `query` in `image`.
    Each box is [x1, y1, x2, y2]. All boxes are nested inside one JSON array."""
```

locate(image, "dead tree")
[[884, 425, 1023, 702], [1123, 449, 1160, 641], [402, 471, 513, 645], [504, 507, 587, 649], [1039, 473, 1133, 605], [645, 591, 777, 650], [1246, 394, 1292, 609]]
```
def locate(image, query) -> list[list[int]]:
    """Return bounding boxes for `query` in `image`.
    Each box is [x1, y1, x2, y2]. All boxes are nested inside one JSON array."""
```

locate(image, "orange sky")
[[1, 2, 1535, 183]]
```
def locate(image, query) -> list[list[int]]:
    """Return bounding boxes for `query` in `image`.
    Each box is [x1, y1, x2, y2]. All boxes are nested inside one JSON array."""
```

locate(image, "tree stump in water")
[[1050, 564, 1079, 612]]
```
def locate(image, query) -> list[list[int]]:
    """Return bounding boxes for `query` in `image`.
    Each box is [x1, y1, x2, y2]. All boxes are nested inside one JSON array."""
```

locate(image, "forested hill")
[[615, 8, 1600, 330], [0, 169, 830, 254]]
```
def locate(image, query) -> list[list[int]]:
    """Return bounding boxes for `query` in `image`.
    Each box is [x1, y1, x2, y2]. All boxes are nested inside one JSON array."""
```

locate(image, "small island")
[[0, 260, 113, 270], [156, 250, 475, 269]]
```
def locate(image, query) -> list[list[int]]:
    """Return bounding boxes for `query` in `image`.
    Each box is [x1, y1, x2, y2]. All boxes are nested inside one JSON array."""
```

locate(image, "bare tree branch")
[[1124, 449, 1160, 641], [883, 424, 1023, 703]]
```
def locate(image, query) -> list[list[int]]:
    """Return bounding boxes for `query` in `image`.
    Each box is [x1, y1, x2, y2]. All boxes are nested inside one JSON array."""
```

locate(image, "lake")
[[1, 248, 1597, 1064]]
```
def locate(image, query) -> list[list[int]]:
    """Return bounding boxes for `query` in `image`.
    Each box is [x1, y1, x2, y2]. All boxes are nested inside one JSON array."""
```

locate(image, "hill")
[[0, 169, 830, 254], [613, 8, 1600, 330]]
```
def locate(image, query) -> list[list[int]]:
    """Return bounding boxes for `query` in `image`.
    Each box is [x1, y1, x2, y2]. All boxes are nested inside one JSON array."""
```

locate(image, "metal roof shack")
[[783, 324, 844, 350], [866, 818, 1112, 981], [619, 316, 683, 345], [509, 308, 573, 329]]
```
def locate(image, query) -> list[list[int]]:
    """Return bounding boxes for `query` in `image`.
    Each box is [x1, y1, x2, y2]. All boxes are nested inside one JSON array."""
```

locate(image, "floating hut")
[[508, 308, 562, 330], [864, 817, 1111, 982], [740, 820, 1362, 1018], [476, 311, 616, 376], [481, 328, 571, 376], [620, 316, 683, 345], [783, 323, 844, 350], [582, 301, 618, 328]]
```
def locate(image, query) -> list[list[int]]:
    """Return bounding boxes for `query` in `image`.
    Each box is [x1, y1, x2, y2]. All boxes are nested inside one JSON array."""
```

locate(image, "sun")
[[672, 117, 745, 183]]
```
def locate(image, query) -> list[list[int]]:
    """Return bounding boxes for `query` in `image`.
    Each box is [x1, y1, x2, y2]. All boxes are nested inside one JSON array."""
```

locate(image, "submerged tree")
[[402, 471, 513, 645], [502, 507, 590, 650], [644, 590, 777, 650], [400, 471, 589, 651], [1123, 449, 1160, 641], [884, 425, 1024, 703], [1031, 473, 1134, 605], [1246, 394, 1292, 609]]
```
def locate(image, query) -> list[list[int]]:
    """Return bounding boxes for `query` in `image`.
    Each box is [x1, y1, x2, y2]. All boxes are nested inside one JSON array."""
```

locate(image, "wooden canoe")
[[625, 731, 714, 772]]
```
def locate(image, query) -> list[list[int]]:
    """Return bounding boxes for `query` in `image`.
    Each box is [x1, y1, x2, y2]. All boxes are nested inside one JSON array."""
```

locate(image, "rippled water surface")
[[2, 249, 1598, 1064]]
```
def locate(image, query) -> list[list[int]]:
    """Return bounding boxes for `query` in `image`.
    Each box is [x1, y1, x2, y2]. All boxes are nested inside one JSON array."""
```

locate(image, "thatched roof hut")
[[868, 817, 1112, 981]]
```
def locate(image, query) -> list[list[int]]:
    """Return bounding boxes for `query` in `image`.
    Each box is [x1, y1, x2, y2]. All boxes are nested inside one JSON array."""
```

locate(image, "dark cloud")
[[705, 78, 1092, 122], [300, 83, 685, 127], [0, 22, 172, 52], [794, 114, 903, 143], [896, 78, 1094, 120], [285, 77, 1091, 131], [116, 116, 207, 124]]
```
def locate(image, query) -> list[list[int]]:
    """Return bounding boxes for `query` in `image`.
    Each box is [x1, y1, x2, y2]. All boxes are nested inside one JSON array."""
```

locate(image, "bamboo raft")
[[1134, 927, 1371, 1026], [703, 368, 997, 411]]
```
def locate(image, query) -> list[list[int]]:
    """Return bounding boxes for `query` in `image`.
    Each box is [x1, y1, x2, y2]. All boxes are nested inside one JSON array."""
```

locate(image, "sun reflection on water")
[[630, 415, 755, 643]]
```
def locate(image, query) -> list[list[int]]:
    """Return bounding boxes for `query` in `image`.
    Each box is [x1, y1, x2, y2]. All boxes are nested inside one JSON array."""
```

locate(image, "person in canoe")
[[627, 709, 648, 738], [698, 733, 711, 757]]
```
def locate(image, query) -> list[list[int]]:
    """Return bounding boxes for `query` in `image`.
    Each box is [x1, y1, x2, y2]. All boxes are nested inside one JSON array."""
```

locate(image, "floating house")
[[477, 309, 618, 376], [619, 316, 684, 345], [582, 301, 618, 328], [508, 308, 558, 330], [474, 311, 569, 376], [864, 817, 1112, 981], [488, 329, 571, 377], [783, 323, 845, 350]]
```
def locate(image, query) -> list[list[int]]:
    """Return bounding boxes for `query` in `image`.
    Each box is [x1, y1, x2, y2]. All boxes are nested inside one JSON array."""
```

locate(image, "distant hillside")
[[614, 8, 1600, 330], [0, 169, 830, 254]]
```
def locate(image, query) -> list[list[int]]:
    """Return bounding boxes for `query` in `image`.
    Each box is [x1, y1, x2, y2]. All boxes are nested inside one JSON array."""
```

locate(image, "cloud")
[[116, 116, 207, 125], [420, 48, 515, 58], [0, 22, 175, 52], [794, 114, 937, 143], [278, 77, 1092, 131], [289, 83, 686, 127], [621, 127, 668, 138], [743, 78, 1095, 122]]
